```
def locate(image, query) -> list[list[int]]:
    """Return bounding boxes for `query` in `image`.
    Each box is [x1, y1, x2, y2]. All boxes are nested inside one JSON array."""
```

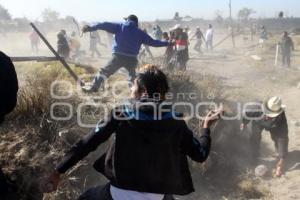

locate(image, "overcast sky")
[[0, 0, 299, 22]]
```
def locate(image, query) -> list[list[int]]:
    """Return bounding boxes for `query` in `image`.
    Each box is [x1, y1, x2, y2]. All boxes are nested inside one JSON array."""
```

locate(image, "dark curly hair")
[[136, 64, 169, 100]]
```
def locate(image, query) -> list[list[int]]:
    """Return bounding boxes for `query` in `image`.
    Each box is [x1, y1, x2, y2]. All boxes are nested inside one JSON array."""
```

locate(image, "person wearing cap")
[[190, 27, 205, 54], [280, 31, 294, 67], [80, 14, 170, 93], [171, 24, 189, 71], [240, 96, 289, 177], [205, 24, 214, 51], [42, 64, 221, 200]]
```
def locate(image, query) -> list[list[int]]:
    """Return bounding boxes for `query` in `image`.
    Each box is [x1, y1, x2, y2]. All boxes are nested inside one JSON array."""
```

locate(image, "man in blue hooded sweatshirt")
[[81, 14, 170, 92]]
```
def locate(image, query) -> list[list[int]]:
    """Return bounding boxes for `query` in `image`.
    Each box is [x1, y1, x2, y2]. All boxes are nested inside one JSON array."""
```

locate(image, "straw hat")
[[263, 96, 285, 118]]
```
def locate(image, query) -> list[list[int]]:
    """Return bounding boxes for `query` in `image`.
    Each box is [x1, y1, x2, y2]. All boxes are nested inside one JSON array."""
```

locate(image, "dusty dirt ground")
[[187, 34, 300, 200], [1, 29, 300, 199]]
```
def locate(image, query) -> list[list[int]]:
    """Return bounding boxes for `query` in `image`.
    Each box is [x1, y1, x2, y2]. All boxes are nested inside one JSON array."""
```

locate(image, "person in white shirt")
[[205, 24, 214, 51]]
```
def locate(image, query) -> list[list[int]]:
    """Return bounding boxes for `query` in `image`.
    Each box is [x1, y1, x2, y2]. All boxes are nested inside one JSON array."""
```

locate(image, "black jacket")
[[56, 100, 211, 195], [0, 52, 18, 123]]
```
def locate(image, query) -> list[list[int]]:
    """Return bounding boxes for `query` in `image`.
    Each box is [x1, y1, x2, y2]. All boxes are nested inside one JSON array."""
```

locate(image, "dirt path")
[[189, 45, 300, 200]]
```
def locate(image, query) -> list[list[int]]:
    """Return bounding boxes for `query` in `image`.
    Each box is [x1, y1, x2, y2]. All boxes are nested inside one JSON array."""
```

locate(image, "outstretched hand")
[[202, 109, 223, 128]]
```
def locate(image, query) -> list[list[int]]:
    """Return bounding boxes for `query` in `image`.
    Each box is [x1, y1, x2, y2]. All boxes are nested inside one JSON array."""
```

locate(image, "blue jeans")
[[92, 54, 138, 90]]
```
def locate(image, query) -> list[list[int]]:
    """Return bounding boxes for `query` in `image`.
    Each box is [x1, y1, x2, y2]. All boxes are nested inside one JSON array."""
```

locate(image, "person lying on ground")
[[241, 96, 289, 177], [42, 64, 222, 200], [80, 14, 171, 93]]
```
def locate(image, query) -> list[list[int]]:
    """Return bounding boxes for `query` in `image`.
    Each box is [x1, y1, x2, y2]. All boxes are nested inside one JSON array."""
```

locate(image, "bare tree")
[[0, 4, 11, 21], [42, 8, 60, 22], [214, 10, 224, 25], [238, 8, 256, 22]]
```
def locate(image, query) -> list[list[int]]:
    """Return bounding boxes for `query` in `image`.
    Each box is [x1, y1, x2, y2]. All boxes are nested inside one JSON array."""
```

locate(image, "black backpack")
[[0, 51, 18, 123]]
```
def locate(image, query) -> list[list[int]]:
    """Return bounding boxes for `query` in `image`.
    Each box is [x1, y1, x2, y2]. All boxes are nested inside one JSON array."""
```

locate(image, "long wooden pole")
[[229, 0, 235, 48], [30, 22, 81, 83], [11, 56, 58, 62], [213, 33, 232, 49]]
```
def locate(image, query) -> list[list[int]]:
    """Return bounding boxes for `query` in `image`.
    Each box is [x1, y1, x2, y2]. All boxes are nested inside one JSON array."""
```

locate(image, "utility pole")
[[229, 0, 232, 19], [229, 0, 235, 47]]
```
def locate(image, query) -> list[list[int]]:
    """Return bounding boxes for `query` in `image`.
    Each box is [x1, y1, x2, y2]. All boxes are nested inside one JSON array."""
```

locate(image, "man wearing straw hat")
[[240, 96, 289, 177]]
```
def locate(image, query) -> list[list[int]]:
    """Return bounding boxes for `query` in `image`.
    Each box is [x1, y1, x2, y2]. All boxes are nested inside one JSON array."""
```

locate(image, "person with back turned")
[[43, 64, 222, 200]]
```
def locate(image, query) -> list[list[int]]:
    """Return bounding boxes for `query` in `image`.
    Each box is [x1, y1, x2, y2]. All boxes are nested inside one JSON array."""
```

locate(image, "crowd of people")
[[35, 19, 218, 73]]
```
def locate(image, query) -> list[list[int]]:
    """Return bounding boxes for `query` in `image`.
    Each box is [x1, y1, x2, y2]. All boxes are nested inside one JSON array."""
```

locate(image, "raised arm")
[[142, 32, 170, 47], [183, 127, 211, 163], [183, 110, 222, 162], [42, 111, 119, 193], [56, 115, 118, 173], [86, 22, 121, 34]]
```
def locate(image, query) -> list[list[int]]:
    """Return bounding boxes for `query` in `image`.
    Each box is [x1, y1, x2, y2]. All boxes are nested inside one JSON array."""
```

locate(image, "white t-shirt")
[[110, 185, 164, 200], [205, 28, 214, 41]]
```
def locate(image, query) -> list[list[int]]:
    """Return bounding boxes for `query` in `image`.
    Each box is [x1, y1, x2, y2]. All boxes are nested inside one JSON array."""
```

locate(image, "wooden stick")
[[229, 0, 235, 48], [30, 22, 81, 83], [11, 56, 58, 62], [275, 44, 279, 66], [213, 34, 232, 49]]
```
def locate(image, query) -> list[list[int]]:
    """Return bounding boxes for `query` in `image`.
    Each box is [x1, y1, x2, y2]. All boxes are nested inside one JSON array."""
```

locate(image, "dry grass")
[[1, 63, 272, 199]]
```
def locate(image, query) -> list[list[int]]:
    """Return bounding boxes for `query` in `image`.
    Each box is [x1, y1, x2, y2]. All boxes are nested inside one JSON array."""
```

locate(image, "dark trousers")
[[250, 122, 289, 159], [176, 50, 188, 71], [92, 54, 138, 90], [0, 168, 8, 198], [282, 52, 291, 67]]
